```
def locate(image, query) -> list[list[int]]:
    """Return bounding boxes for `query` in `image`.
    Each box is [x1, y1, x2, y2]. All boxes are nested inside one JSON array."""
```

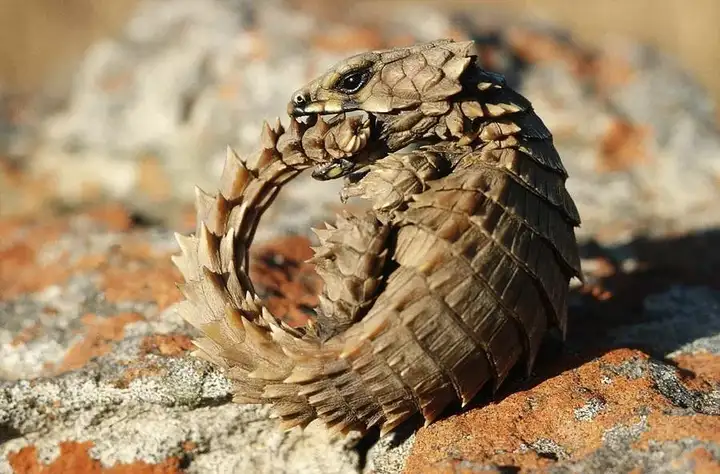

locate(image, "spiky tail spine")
[[172, 116, 409, 434]]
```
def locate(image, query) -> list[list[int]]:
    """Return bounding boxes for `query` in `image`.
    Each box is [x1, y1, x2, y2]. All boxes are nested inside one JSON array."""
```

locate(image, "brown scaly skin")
[[173, 39, 582, 437]]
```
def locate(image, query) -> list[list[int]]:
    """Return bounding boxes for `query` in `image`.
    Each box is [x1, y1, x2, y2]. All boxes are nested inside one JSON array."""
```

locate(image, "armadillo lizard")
[[172, 39, 582, 436]]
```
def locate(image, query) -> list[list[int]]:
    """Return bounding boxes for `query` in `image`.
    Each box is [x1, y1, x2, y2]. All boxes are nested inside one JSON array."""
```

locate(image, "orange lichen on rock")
[[113, 364, 166, 389], [0, 160, 58, 219], [140, 334, 194, 357], [404, 349, 719, 473], [598, 119, 652, 173], [505, 26, 637, 95], [0, 217, 74, 300], [682, 447, 720, 474], [0, 204, 134, 300], [635, 411, 720, 449], [672, 352, 720, 385], [81, 204, 135, 232], [58, 313, 144, 373], [99, 240, 183, 310], [578, 283, 614, 301], [1, 202, 181, 309], [136, 155, 173, 202], [589, 52, 637, 95], [7, 441, 182, 474], [506, 27, 587, 78], [249, 235, 323, 327], [10, 322, 43, 347]]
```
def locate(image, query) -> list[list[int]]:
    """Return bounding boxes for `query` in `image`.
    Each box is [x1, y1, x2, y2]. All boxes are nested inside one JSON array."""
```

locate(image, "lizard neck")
[[373, 63, 535, 158], [442, 64, 536, 149]]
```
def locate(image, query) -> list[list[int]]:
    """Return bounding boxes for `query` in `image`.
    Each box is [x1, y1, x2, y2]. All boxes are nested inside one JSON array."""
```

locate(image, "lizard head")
[[288, 39, 476, 180]]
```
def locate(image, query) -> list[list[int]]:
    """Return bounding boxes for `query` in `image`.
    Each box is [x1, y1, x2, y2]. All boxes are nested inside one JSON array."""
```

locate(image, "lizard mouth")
[[294, 109, 381, 181]]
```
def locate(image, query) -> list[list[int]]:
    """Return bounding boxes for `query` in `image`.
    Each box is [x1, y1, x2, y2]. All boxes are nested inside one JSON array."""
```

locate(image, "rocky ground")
[[1, 0, 719, 473]]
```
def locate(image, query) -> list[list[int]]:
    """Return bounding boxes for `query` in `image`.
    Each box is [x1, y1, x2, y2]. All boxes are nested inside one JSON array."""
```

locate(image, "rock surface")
[[2, 206, 719, 473], [405, 349, 719, 474], [1, 0, 720, 473], [0, 206, 406, 473]]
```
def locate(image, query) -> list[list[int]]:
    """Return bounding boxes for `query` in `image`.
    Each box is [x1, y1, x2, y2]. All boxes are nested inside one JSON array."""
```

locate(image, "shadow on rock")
[[242, 226, 720, 451], [570, 227, 720, 358], [489, 226, 720, 408]]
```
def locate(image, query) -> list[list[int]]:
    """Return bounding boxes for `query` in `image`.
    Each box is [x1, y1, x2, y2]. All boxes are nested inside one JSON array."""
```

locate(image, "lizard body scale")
[[172, 39, 582, 436]]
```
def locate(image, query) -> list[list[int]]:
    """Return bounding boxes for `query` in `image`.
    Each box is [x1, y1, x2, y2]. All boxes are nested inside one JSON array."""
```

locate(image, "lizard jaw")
[[288, 97, 354, 117]]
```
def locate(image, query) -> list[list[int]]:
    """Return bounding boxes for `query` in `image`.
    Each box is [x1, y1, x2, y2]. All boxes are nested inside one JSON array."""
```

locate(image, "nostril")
[[294, 93, 306, 105]]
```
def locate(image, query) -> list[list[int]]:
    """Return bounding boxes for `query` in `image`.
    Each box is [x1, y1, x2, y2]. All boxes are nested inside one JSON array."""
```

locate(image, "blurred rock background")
[[2, 0, 720, 241], [1, 1, 719, 473]]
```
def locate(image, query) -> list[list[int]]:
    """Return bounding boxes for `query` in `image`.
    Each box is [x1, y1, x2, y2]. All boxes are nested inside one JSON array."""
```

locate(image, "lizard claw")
[[340, 182, 365, 203]]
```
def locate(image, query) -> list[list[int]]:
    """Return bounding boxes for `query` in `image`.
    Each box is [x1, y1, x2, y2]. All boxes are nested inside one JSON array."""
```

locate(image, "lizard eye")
[[335, 70, 369, 94]]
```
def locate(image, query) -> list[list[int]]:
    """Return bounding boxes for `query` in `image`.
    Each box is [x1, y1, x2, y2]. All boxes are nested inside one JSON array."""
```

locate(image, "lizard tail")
[[172, 117, 399, 434]]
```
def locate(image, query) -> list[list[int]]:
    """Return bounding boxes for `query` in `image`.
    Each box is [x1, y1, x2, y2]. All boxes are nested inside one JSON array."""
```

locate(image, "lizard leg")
[[309, 142, 457, 338], [308, 211, 391, 339], [340, 146, 454, 217]]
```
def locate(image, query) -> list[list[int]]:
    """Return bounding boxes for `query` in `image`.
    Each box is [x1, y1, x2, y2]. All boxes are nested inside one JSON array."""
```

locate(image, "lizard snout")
[[288, 90, 311, 116]]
